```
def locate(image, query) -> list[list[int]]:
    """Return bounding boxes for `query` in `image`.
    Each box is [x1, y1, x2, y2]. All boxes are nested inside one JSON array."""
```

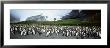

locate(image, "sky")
[[10, 9, 72, 21]]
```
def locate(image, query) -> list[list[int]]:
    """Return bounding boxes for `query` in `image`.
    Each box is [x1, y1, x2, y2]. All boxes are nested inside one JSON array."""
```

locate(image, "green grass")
[[11, 19, 100, 26]]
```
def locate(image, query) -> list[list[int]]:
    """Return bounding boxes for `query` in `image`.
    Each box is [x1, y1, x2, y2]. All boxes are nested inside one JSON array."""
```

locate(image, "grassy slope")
[[11, 19, 100, 26]]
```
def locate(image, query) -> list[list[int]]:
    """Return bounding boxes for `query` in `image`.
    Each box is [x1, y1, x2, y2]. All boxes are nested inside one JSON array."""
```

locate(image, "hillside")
[[11, 19, 100, 26]]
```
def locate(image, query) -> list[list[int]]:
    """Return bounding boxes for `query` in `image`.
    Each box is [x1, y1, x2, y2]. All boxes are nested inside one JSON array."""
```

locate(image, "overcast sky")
[[10, 9, 72, 21]]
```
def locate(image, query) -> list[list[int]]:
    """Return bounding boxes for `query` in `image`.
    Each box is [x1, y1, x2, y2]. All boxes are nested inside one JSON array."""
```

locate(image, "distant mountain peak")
[[26, 15, 47, 21]]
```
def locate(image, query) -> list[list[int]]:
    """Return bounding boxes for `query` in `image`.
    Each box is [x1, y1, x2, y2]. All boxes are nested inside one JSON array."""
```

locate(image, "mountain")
[[26, 15, 47, 21], [61, 10, 101, 23]]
